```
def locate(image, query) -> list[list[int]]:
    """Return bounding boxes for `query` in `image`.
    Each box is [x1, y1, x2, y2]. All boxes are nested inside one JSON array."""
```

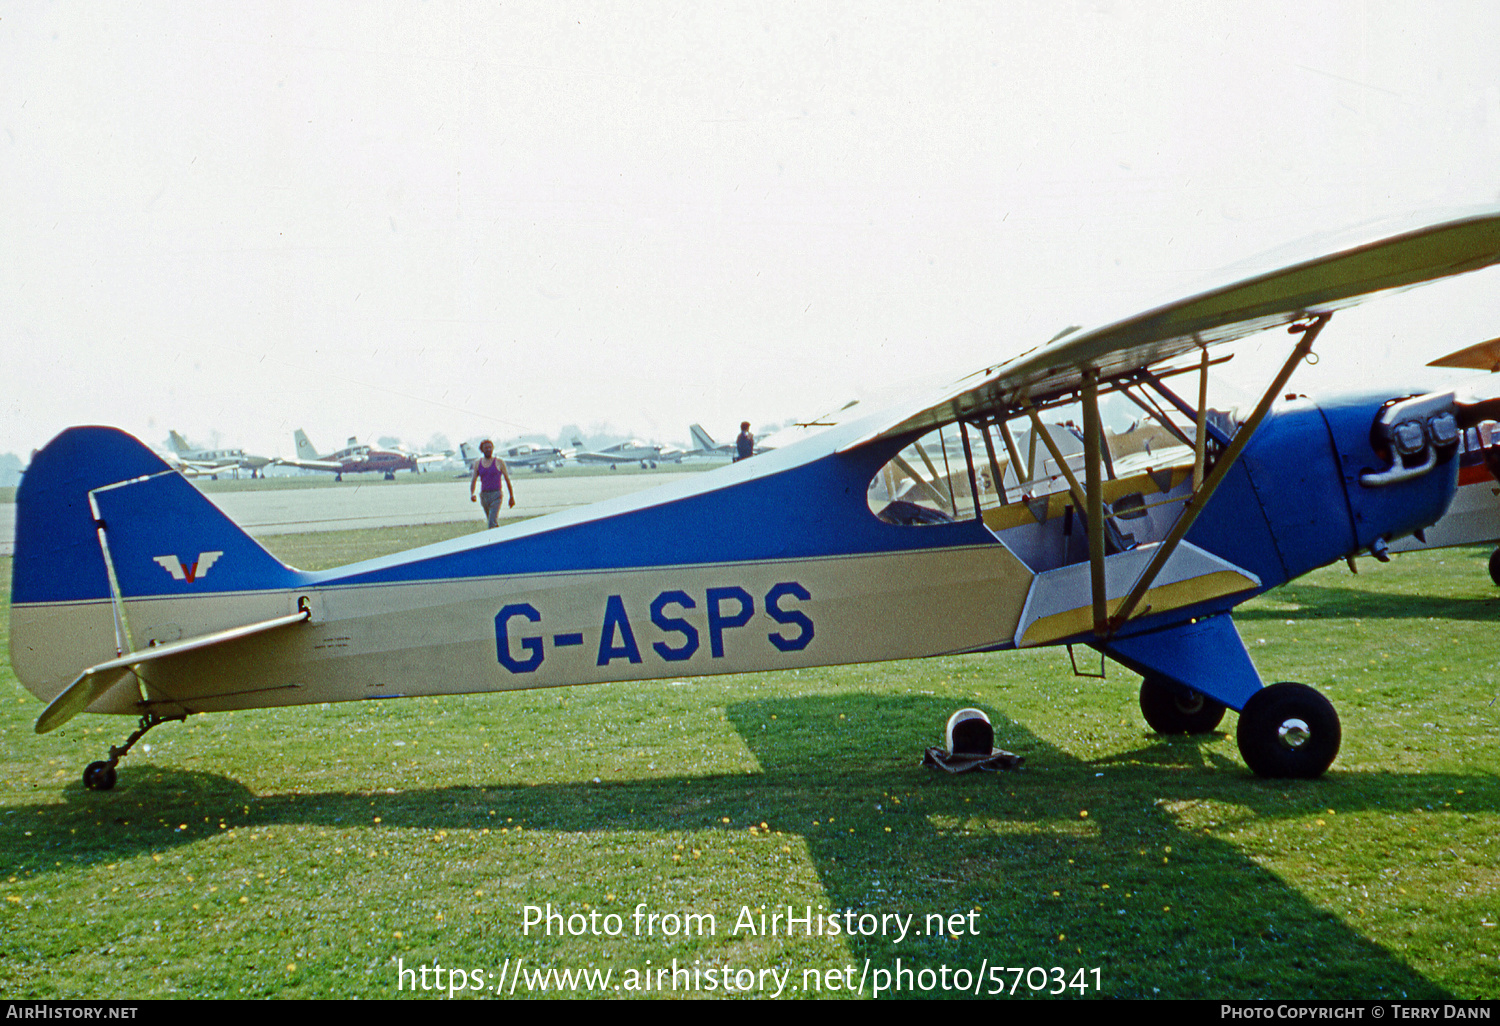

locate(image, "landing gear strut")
[[81, 713, 181, 791]]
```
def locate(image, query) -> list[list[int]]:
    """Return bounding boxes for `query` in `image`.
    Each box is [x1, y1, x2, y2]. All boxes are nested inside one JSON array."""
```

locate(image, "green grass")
[[1, 541, 1497, 999]]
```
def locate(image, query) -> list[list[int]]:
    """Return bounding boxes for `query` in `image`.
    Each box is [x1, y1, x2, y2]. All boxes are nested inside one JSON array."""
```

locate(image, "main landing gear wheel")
[[1139, 675, 1226, 734], [1488, 547, 1500, 586], [83, 761, 117, 791], [1236, 682, 1340, 778]]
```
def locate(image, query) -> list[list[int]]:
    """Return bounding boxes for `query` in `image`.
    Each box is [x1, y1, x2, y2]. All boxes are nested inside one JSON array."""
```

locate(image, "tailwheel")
[[1488, 547, 1500, 586], [1139, 675, 1226, 734], [1236, 682, 1340, 778], [83, 761, 117, 791], [79, 713, 181, 793]]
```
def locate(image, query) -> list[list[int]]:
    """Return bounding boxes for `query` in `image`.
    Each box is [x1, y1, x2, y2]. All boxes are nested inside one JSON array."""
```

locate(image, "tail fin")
[[689, 424, 717, 451], [12, 427, 308, 715], [13, 426, 303, 607], [294, 429, 320, 461], [168, 430, 193, 454]]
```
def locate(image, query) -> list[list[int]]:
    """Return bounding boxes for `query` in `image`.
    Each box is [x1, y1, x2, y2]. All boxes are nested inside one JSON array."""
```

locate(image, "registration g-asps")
[[495, 583, 816, 673]]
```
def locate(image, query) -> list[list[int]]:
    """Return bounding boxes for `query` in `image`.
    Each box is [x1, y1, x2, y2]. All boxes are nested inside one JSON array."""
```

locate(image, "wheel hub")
[[1277, 718, 1312, 750], [1175, 693, 1206, 715]]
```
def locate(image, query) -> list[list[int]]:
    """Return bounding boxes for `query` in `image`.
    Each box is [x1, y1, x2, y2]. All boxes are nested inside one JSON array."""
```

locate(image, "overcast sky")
[[5, 1, 1500, 459]]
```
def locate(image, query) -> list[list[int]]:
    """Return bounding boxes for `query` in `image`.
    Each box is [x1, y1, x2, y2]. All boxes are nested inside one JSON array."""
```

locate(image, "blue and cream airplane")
[[12, 206, 1500, 790]]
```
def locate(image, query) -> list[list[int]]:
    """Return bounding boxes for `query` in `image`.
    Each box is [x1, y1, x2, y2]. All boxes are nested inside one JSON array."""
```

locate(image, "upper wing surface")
[[838, 204, 1500, 451]]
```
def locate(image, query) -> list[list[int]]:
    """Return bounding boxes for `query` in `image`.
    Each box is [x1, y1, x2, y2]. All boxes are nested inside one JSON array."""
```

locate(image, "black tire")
[[1236, 682, 1340, 778], [1488, 548, 1500, 586], [1139, 675, 1226, 734], [83, 761, 117, 791]]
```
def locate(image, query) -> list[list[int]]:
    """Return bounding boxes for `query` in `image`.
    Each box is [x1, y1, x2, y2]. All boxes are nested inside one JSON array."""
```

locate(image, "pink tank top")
[[477, 459, 502, 490]]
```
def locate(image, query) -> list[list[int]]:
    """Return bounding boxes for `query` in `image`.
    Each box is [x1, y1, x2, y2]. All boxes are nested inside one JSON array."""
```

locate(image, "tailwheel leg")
[[82, 713, 182, 791]]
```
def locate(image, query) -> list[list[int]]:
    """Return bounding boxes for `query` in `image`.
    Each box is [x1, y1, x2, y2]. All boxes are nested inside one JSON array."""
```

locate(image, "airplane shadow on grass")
[[4, 692, 1476, 1000], [1238, 580, 1500, 623]]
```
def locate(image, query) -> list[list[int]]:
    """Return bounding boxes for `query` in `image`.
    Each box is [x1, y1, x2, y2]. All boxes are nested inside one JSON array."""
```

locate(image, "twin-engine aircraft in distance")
[[13, 206, 1500, 790], [275, 429, 444, 480], [163, 431, 276, 480]]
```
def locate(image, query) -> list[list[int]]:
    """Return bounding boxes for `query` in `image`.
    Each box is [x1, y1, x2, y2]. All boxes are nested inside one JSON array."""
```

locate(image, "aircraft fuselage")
[[9, 390, 1457, 723]]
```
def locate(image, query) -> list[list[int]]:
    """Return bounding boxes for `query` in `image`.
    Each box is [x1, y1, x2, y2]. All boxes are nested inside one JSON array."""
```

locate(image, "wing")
[[1429, 336, 1500, 373], [839, 204, 1500, 451], [275, 457, 345, 472]]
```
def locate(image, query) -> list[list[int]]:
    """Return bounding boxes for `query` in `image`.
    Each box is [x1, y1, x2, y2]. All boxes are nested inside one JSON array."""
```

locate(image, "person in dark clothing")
[[735, 422, 755, 462]]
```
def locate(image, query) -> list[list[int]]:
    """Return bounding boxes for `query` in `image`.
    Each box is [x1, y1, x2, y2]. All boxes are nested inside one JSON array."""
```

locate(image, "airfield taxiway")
[[0, 470, 707, 556]]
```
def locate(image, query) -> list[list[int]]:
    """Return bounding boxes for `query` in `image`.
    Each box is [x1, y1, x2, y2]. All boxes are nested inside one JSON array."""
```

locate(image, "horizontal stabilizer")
[[34, 608, 311, 734]]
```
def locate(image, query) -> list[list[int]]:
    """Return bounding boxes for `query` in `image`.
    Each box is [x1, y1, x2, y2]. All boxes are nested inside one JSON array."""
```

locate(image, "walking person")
[[469, 440, 515, 528]]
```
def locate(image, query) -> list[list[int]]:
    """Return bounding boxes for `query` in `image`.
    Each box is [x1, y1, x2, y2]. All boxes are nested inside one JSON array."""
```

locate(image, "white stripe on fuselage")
[[13, 543, 1035, 716]]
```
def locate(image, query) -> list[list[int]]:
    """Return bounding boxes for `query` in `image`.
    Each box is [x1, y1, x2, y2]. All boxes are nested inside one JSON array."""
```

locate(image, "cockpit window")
[[867, 398, 1227, 528], [867, 424, 987, 525]]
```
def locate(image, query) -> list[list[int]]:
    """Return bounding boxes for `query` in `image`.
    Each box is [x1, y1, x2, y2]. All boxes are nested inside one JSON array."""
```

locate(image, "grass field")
[[1, 530, 1496, 999]]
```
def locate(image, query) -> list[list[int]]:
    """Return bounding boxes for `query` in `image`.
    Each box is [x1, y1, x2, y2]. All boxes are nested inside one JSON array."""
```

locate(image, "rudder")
[[11, 427, 308, 710], [12, 427, 170, 606], [13, 426, 304, 605]]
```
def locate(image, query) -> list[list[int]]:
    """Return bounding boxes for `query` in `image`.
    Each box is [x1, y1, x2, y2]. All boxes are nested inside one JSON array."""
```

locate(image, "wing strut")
[[1119, 385, 1196, 450], [1104, 313, 1331, 635], [1192, 347, 1210, 492], [910, 440, 949, 503], [1081, 370, 1108, 635], [958, 423, 982, 518]]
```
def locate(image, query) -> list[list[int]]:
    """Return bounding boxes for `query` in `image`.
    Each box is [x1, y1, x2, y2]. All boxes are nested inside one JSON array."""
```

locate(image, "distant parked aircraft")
[[166, 431, 275, 479], [459, 441, 573, 473], [570, 438, 685, 469], [687, 424, 770, 459], [276, 430, 442, 481]]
